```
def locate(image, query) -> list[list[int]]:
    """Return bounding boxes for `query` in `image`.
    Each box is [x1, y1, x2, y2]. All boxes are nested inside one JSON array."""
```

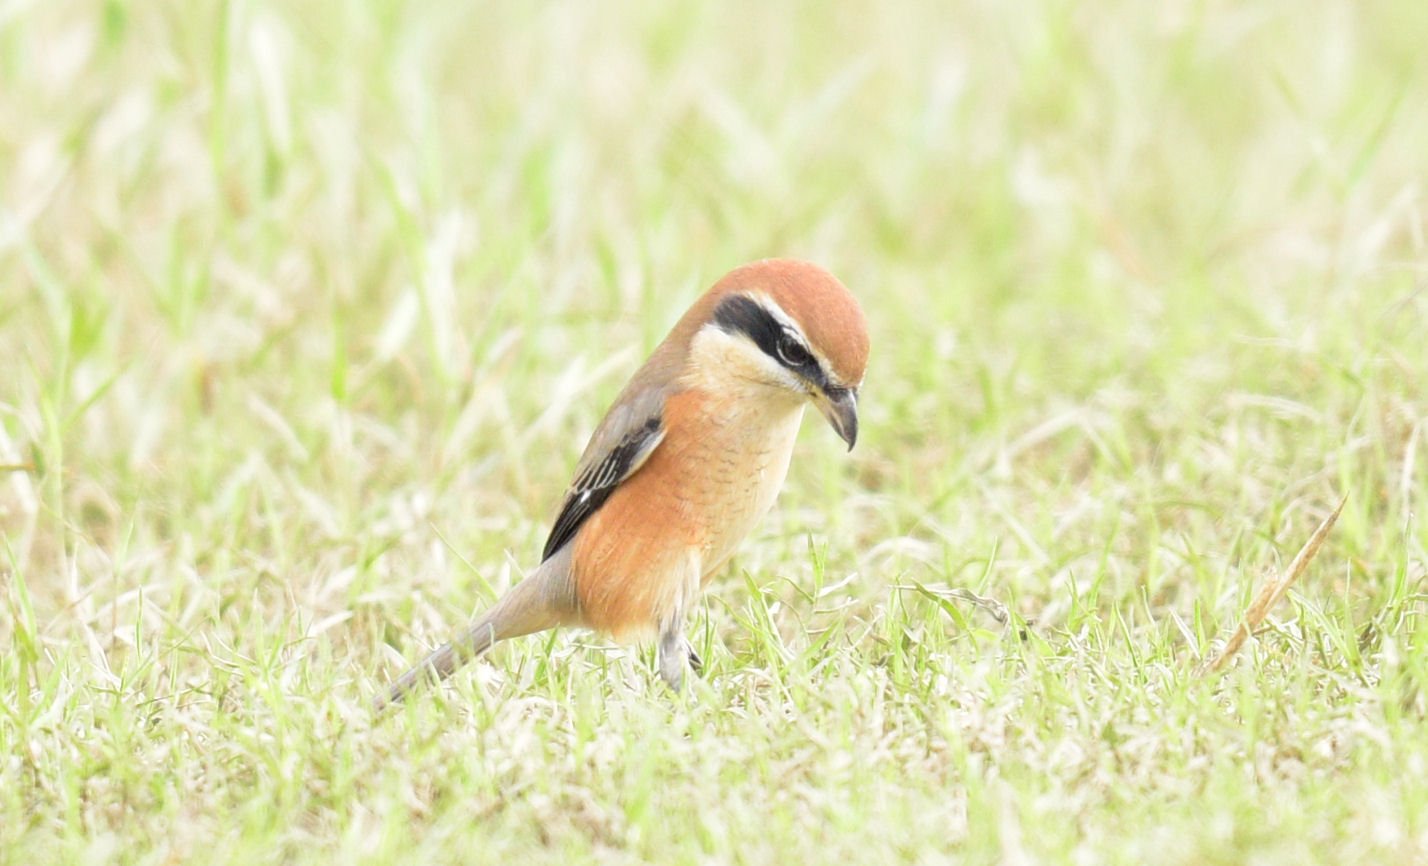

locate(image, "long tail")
[[372, 547, 577, 713]]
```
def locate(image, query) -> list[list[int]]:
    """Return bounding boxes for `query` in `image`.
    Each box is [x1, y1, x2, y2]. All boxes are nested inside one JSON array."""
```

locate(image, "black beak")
[[815, 387, 859, 451]]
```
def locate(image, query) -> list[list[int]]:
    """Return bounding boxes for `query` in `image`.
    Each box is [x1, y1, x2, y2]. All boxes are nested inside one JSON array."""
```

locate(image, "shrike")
[[375, 259, 869, 709]]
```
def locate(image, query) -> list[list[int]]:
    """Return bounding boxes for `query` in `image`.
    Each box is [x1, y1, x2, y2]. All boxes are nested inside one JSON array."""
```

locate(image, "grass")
[[3, 0, 1427, 862]]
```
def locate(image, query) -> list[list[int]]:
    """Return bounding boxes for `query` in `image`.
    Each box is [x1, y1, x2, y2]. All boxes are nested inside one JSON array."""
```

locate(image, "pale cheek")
[[684, 327, 803, 397]]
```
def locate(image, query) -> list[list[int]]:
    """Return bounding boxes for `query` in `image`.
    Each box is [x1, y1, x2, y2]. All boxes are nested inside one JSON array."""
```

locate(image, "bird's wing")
[[541, 382, 671, 562]]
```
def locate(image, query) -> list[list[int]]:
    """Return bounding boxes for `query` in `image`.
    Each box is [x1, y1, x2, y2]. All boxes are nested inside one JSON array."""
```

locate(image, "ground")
[[2, 1, 1427, 863]]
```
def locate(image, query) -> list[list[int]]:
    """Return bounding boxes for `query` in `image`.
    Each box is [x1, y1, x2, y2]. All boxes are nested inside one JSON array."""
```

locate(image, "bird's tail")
[[372, 546, 577, 712]]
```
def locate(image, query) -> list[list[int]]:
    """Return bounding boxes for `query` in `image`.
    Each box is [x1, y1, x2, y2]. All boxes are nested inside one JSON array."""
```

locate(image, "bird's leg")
[[657, 618, 689, 691], [657, 558, 705, 691], [657, 626, 706, 689]]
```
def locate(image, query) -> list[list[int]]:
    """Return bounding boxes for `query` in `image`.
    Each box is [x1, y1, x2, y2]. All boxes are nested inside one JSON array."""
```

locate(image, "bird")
[[373, 258, 869, 710]]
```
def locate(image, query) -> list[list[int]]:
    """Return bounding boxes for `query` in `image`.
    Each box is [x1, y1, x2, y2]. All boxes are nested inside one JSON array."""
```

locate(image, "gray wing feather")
[[540, 385, 670, 562]]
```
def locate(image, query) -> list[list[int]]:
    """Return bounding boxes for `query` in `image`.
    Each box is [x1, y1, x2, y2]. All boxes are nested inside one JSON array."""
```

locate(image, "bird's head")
[[688, 259, 870, 450]]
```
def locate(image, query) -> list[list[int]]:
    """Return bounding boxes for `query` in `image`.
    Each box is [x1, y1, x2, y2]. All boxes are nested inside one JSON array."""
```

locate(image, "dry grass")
[[3, 0, 1428, 863], [1206, 494, 1348, 674]]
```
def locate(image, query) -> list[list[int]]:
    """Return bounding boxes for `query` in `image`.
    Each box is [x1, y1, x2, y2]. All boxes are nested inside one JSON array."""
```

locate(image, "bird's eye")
[[775, 333, 813, 368]]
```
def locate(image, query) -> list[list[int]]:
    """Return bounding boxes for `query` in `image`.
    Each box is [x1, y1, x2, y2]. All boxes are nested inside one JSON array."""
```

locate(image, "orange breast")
[[570, 387, 805, 642]]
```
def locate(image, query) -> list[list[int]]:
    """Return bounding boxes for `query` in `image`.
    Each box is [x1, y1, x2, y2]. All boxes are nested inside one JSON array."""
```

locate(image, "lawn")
[[3, 1, 1427, 863]]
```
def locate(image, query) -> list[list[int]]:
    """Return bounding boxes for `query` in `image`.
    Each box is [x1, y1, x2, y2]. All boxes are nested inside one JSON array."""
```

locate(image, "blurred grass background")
[[2, 1, 1427, 863]]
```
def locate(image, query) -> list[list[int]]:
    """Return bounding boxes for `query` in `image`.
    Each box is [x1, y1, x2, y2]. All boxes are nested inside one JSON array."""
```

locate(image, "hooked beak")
[[814, 387, 859, 451]]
